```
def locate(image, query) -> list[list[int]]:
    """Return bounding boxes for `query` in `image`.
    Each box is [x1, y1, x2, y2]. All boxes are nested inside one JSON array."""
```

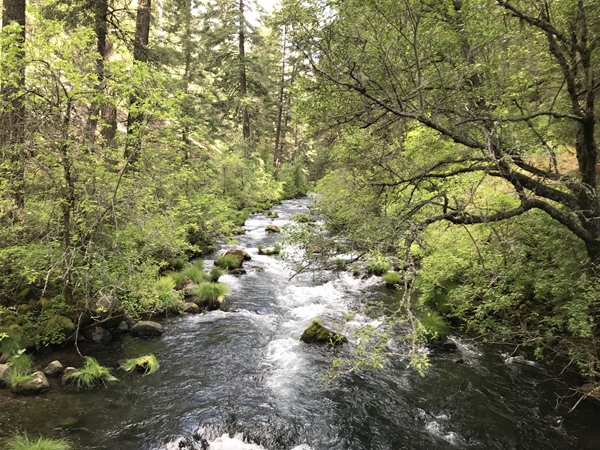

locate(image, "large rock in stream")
[[215, 249, 251, 270], [83, 326, 113, 344], [43, 360, 64, 378], [0, 363, 10, 386], [130, 321, 164, 338], [300, 321, 348, 346], [10, 371, 49, 395]]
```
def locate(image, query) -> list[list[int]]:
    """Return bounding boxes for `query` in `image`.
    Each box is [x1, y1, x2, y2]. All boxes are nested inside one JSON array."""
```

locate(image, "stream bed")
[[1, 197, 600, 449]]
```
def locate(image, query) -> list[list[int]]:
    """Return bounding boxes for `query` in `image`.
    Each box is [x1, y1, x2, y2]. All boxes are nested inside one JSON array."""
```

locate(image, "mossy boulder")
[[265, 225, 281, 233], [300, 321, 348, 346], [11, 371, 49, 396], [182, 302, 200, 314], [0, 363, 11, 386], [62, 367, 77, 384], [43, 315, 76, 340], [215, 249, 251, 270], [91, 295, 121, 319], [130, 321, 164, 338], [43, 360, 64, 378], [82, 326, 112, 344]]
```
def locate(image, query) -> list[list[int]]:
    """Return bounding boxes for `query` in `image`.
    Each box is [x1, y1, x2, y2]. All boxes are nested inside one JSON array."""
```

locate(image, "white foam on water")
[[206, 433, 314, 450], [186, 309, 276, 325], [265, 337, 306, 396], [503, 354, 536, 366], [425, 420, 463, 446], [208, 433, 265, 450]]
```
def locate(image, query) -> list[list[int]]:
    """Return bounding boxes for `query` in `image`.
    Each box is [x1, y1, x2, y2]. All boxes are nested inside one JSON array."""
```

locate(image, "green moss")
[[64, 356, 118, 390], [39, 315, 75, 345], [300, 320, 347, 346], [122, 354, 159, 376], [4, 433, 72, 450]]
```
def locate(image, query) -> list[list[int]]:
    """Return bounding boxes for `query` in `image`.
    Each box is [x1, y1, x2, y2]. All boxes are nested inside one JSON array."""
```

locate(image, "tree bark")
[[125, 0, 151, 165], [84, 0, 109, 144], [239, 0, 250, 142], [273, 26, 287, 179], [1, 0, 27, 220]]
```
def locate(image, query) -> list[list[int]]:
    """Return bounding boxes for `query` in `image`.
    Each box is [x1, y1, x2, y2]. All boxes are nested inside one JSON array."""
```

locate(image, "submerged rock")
[[83, 326, 113, 344], [130, 321, 164, 337], [429, 339, 458, 352], [57, 416, 81, 428], [300, 321, 347, 346], [62, 367, 77, 385], [182, 302, 200, 314], [113, 321, 130, 335], [11, 371, 49, 395], [229, 268, 247, 275], [265, 225, 281, 233], [43, 360, 64, 378]]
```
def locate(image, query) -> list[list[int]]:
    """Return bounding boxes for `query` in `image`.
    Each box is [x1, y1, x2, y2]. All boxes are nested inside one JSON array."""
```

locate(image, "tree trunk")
[[273, 26, 287, 179], [1, 0, 27, 221], [60, 102, 76, 305], [125, 0, 151, 165], [181, 0, 193, 158], [84, 0, 109, 143], [239, 0, 250, 142]]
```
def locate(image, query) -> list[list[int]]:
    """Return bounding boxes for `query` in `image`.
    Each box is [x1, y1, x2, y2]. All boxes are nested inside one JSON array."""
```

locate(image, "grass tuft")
[[122, 354, 159, 376], [171, 261, 209, 288], [419, 311, 450, 341], [209, 267, 224, 283], [215, 254, 239, 270], [366, 257, 391, 276], [64, 357, 118, 390], [4, 433, 72, 450], [383, 271, 402, 287], [191, 282, 230, 306]]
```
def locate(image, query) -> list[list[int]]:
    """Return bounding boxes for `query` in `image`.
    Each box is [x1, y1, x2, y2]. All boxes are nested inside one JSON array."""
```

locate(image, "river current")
[[1, 197, 600, 449]]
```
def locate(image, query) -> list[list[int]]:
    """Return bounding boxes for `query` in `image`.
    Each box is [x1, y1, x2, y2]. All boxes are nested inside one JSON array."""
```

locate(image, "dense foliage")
[[0, 0, 309, 350], [281, 0, 600, 379]]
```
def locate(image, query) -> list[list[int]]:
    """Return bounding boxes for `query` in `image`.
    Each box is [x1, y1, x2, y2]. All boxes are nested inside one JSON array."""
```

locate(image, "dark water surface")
[[1, 197, 600, 449]]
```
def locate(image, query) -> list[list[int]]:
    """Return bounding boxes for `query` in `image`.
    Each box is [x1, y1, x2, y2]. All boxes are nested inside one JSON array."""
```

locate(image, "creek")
[[1, 197, 600, 449]]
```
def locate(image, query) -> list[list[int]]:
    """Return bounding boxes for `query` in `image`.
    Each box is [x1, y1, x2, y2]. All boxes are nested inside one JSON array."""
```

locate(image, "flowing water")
[[1, 197, 600, 449]]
